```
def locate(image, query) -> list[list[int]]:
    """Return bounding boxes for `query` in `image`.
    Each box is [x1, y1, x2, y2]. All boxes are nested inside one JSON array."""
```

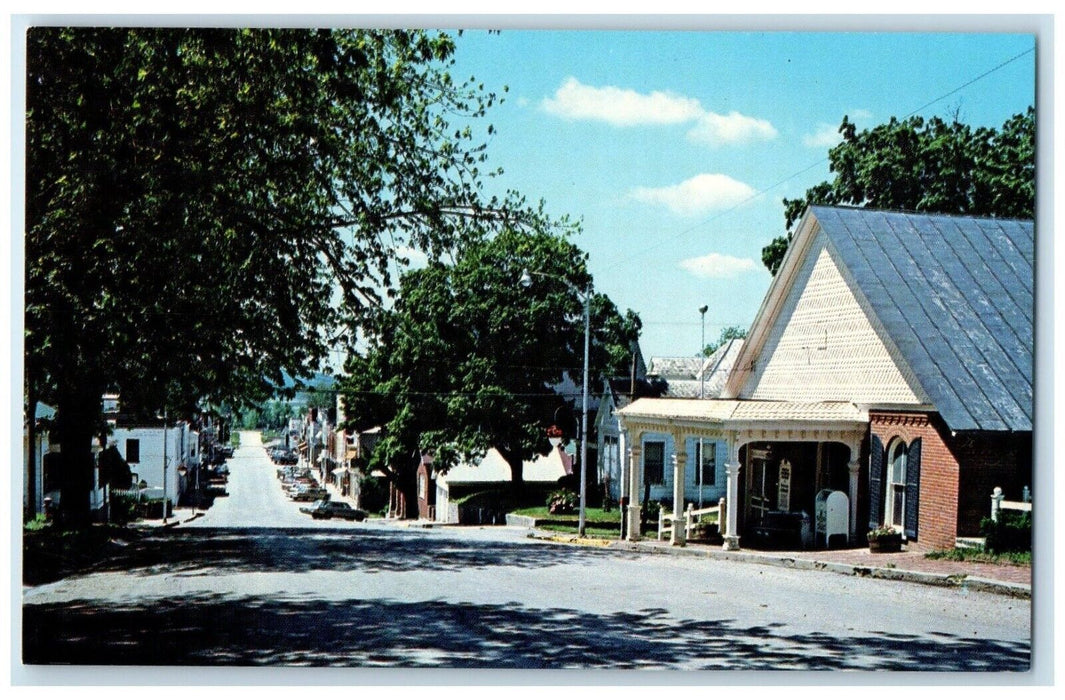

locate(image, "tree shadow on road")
[[77, 527, 628, 579], [23, 593, 1029, 671]]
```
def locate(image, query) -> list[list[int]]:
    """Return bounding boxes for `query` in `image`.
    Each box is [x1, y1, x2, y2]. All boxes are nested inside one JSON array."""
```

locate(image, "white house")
[[24, 402, 56, 517], [429, 447, 571, 524], [597, 340, 744, 508], [109, 420, 192, 508]]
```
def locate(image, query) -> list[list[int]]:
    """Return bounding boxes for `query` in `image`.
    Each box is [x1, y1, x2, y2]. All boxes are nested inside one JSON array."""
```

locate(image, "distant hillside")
[[277, 371, 337, 391]]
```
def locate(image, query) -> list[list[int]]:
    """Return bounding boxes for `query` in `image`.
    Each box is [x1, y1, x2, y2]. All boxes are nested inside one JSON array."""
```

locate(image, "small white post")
[[991, 486, 1004, 523], [686, 502, 695, 531], [658, 507, 666, 541]]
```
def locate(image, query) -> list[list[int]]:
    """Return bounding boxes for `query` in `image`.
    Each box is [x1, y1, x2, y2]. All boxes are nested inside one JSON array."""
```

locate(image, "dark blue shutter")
[[868, 435, 885, 529], [904, 438, 922, 539]]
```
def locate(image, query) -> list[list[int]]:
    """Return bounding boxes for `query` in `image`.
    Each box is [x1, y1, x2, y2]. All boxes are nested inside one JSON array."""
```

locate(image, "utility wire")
[[597, 46, 1035, 275]]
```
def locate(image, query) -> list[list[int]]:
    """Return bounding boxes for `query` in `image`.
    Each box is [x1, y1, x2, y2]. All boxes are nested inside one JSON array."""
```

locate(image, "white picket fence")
[[990, 486, 1031, 522], [658, 499, 724, 541]]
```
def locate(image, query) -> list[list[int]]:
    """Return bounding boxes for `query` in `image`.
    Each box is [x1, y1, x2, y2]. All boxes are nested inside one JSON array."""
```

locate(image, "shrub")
[[109, 494, 140, 525], [357, 475, 389, 515], [547, 489, 578, 515], [642, 500, 663, 520], [24, 514, 49, 531], [981, 511, 1031, 554]]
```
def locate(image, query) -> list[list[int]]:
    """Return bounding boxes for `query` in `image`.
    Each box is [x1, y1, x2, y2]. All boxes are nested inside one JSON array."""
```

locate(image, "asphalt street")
[[20, 431, 1031, 674]]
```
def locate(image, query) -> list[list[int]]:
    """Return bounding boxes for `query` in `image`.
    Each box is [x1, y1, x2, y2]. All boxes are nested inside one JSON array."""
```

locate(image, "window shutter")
[[868, 434, 885, 529], [904, 438, 922, 539]]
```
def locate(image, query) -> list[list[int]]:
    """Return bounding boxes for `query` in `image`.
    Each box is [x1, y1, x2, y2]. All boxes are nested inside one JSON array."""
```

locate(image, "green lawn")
[[511, 504, 719, 538], [512, 505, 622, 523]]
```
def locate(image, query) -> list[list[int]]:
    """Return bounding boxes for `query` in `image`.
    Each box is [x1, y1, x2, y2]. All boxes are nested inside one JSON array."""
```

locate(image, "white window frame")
[[644, 440, 666, 486], [885, 439, 907, 530]]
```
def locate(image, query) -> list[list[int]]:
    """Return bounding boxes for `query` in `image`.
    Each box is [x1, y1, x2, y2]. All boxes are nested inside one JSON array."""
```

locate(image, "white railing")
[[658, 500, 724, 541], [990, 486, 1031, 522]]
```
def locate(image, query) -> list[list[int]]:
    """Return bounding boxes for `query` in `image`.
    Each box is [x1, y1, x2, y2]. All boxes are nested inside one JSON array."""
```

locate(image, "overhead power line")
[[598, 46, 1035, 275]]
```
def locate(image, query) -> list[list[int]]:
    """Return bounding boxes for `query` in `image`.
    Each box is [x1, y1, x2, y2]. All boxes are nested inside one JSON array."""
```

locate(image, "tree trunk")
[[392, 452, 420, 519], [53, 388, 101, 527], [500, 446, 524, 500]]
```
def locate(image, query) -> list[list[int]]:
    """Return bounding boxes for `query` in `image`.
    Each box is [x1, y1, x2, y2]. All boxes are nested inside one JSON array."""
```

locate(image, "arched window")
[[885, 439, 907, 529]]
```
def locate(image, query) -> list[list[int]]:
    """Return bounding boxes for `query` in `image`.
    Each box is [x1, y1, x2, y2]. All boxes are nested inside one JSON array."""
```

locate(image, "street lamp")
[[698, 305, 708, 510], [521, 268, 591, 537], [699, 304, 708, 398]]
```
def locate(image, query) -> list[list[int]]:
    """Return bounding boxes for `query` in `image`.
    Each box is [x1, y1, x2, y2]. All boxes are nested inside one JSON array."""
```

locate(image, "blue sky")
[[437, 29, 1037, 360]]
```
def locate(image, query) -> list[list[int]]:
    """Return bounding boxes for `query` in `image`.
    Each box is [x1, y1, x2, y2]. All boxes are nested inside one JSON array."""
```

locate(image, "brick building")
[[617, 206, 1033, 551]]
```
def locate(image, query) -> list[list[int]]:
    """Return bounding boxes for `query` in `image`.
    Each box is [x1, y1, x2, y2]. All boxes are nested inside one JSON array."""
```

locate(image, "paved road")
[[21, 431, 1031, 672]]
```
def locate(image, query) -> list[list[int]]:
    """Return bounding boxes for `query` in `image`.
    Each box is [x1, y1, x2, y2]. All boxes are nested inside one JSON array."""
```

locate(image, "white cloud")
[[850, 108, 873, 121], [687, 111, 778, 147], [394, 246, 429, 270], [803, 122, 844, 148], [541, 77, 776, 147], [629, 173, 756, 216], [542, 76, 702, 126], [678, 252, 758, 279]]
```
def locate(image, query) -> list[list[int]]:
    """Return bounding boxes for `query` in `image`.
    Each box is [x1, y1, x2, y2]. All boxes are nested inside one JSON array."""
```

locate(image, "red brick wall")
[[870, 412, 959, 551], [870, 413, 1032, 551]]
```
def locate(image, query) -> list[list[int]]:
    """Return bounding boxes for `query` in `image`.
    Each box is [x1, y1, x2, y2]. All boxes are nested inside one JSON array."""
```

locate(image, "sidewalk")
[[537, 531, 1032, 599]]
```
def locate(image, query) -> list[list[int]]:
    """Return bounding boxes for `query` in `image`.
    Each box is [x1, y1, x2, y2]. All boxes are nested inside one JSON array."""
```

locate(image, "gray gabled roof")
[[662, 339, 745, 399], [811, 206, 1033, 433], [647, 356, 704, 380]]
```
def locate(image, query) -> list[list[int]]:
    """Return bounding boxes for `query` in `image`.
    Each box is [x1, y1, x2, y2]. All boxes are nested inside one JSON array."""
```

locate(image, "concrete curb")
[[526, 530, 1030, 599]]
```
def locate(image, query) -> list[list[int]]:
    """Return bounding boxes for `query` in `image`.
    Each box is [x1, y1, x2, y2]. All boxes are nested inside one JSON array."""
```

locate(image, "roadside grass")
[[925, 548, 1031, 567], [23, 522, 143, 585], [512, 505, 623, 537]]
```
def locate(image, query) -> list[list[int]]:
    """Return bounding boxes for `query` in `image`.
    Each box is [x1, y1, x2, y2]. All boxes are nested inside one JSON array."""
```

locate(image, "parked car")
[[290, 487, 328, 502], [300, 500, 366, 521], [206, 478, 228, 497]]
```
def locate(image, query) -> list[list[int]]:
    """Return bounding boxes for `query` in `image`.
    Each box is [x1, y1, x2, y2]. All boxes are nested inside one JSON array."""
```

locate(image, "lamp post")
[[162, 406, 169, 524], [698, 305, 708, 510], [521, 268, 591, 537]]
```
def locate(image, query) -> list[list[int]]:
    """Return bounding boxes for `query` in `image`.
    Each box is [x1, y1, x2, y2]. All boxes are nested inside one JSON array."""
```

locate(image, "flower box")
[[868, 531, 903, 553]]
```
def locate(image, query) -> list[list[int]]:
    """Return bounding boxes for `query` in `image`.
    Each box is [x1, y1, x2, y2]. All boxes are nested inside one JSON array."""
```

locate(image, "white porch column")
[[626, 444, 643, 541], [847, 440, 862, 543], [671, 449, 688, 546], [723, 439, 742, 551]]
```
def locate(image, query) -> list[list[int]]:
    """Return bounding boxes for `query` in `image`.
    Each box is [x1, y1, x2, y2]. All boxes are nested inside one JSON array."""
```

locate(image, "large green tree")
[[339, 228, 641, 516], [25, 28, 547, 523], [762, 107, 1035, 275]]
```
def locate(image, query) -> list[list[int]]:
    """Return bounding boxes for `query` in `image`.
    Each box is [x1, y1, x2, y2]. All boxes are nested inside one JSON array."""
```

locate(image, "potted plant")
[[867, 525, 903, 553]]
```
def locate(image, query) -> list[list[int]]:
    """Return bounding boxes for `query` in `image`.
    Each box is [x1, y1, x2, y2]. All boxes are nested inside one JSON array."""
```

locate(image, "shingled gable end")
[[617, 206, 1032, 552]]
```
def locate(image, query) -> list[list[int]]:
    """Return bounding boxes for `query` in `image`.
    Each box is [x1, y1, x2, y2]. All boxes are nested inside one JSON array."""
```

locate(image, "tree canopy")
[[338, 228, 641, 512], [25, 27, 551, 522], [762, 107, 1035, 275], [702, 325, 747, 357]]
